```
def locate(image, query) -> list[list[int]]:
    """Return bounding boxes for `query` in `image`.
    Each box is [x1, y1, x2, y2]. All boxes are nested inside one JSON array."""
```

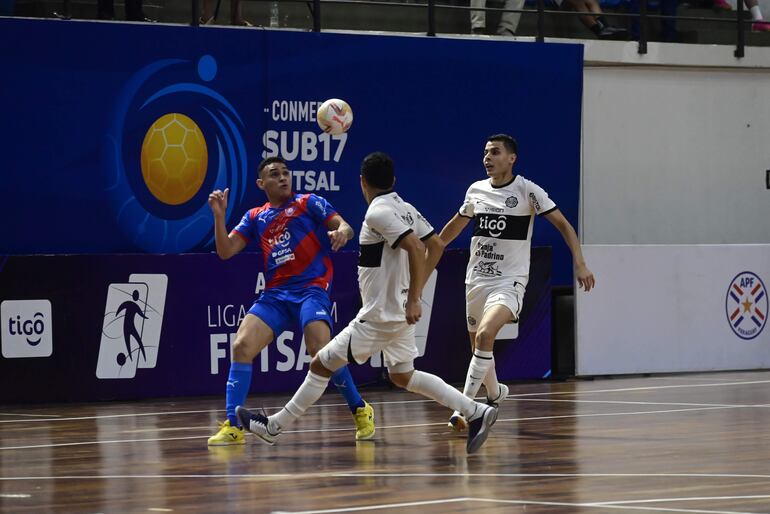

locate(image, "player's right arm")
[[208, 188, 247, 260], [438, 214, 471, 246]]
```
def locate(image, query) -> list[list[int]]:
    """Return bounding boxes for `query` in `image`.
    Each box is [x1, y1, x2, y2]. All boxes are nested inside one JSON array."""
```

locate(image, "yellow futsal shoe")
[[207, 419, 246, 446], [353, 402, 376, 440]]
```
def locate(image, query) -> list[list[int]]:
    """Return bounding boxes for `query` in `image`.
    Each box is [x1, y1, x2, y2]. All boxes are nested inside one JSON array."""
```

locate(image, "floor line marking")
[[3, 378, 770, 424], [269, 496, 758, 514], [593, 494, 770, 505], [1, 404, 759, 451], [3, 472, 770, 480]]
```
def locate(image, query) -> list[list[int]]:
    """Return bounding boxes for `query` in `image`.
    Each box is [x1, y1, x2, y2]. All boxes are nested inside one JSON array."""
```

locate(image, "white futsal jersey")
[[459, 175, 556, 287], [357, 192, 435, 323]]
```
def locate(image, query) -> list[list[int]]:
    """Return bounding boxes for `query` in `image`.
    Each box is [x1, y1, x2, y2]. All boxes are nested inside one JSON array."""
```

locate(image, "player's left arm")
[[326, 213, 355, 251], [543, 209, 595, 292], [397, 233, 427, 325]]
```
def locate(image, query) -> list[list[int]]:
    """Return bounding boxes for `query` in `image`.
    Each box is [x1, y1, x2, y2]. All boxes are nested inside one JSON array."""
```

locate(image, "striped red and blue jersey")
[[231, 193, 337, 291]]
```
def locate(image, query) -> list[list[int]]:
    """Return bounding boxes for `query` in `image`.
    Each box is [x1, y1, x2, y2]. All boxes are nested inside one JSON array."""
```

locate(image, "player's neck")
[[267, 191, 293, 208], [489, 170, 514, 187]]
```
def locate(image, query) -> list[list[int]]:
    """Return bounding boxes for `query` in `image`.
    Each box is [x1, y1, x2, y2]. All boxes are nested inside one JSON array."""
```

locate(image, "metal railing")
[[51, 0, 758, 57]]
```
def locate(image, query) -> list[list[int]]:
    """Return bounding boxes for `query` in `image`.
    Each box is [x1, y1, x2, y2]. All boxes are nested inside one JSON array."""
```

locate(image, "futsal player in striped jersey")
[[206, 156, 374, 446], [440, 134, 595, 431], [237, 152, 498, 454]]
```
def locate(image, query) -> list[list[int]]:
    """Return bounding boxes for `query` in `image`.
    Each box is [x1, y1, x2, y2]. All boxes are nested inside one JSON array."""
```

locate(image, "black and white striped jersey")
[[357, 192, 435, 323], [459, 175, 556, 287]]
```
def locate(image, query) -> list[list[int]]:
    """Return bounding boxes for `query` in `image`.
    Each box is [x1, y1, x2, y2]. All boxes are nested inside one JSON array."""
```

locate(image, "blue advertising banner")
[[0, 249, 551, 403], [0, 18, 582, 285]]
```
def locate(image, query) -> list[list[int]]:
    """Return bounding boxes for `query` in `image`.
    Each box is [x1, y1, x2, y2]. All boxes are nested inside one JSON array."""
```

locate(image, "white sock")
[[270, 371, 328, 432], [406, 370, 483, 420], [482, 357, 499, 400], [750, 5, 763, 20], [462, 350, 494, 400]]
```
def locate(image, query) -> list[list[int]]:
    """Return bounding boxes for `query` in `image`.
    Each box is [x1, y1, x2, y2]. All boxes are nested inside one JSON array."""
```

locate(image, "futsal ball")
[[317, 98, 354, 135], [140, 113, 208, 206]]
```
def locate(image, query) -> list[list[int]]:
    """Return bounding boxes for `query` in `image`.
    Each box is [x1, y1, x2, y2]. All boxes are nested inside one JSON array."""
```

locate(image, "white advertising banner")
[[576, 245, 770, 376]]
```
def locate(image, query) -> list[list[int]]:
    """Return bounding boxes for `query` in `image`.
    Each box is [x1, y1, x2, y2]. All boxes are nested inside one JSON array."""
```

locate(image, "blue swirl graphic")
[[103, 55, 249, 253]]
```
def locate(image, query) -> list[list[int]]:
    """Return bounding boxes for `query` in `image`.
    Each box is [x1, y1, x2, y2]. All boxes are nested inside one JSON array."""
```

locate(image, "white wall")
[[576, 245, 770, 375], [582, 64, 770, 245], [575, 43, 770, 375]]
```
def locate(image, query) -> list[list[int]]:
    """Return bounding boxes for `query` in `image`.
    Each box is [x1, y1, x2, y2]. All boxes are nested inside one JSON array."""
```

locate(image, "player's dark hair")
[[361, 152, 395, 190], [257, 156, 286, 176], [487, 134, 518, 154]]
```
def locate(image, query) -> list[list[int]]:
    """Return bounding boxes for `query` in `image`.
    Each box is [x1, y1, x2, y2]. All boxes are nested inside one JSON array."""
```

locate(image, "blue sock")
[[331, 366, 365, 412], [226, 362, 253, 427]]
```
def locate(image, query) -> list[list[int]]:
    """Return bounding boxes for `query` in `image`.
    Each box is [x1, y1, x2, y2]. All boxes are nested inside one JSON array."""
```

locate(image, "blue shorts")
[[248, 286, 333, 338]]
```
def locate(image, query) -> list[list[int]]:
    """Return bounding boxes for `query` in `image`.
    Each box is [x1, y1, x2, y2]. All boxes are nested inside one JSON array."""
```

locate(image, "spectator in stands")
[[201, 0, 253, 26], [628, 0, 680, 42], [713, 0, 770, 31], [471, 0, 526, 36], [564, 0, 628, 39], [97, 0, 154, 21]]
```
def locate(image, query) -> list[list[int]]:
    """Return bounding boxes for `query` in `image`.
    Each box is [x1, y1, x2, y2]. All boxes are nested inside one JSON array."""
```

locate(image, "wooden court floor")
[[3, 371, 770, 513]]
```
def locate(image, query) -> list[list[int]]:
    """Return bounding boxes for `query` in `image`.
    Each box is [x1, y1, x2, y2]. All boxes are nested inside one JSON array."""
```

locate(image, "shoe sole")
[[467, 407, 498, 454], [207, 439, 245, 447], [235, 406, 276, 446], [355, 430, 376, 441], [448, 415, 467, 432]]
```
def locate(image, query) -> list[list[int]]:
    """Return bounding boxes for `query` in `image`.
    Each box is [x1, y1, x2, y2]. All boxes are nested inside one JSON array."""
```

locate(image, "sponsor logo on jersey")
[[474, 241, 504, 261], [268, 230, 291, 248], [726, 271, 767, 340], [473, 213, 530, 240], [473, 260, 502, 277], [528, 192, 541, 212]]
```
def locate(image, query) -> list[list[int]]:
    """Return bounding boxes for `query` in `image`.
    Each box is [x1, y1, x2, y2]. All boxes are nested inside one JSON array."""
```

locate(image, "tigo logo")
[[1, 300, 53, 358], [96, 274, 168, 379]]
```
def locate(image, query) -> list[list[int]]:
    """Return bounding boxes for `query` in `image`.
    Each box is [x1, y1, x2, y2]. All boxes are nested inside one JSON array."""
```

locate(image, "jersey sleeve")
[[365, 204, 413, 249], [306, 194, 338, 226], [458, 184, 475, 218], [413, 207, 435, 241], [526, 179, 557, 216], [230, 210, 255, 242]]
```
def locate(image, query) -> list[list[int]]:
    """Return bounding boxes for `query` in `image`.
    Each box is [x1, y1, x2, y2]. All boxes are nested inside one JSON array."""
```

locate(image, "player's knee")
[[313, 347, 345, 377], [305, 339, 323, 357], [388, 372, 412, 389], [231, 336, 259, 362], [475, 327, 496, 350], [309, 356, 330, 376]]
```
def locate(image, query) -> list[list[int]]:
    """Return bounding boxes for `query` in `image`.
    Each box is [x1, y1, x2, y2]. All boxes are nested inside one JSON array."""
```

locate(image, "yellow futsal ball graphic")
[[140, 113, 208, 205]]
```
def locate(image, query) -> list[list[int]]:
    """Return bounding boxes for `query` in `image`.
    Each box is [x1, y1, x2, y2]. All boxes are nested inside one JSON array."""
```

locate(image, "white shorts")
[[319, 318, 419, 372], [465, 281, 526, 332]]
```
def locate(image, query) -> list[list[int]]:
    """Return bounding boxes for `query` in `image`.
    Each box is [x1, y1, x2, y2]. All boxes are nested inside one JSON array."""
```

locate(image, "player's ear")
[[256, 178, 265, 191]]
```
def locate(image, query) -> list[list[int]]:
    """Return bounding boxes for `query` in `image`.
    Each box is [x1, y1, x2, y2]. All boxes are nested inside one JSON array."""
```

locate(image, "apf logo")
[[726, 271, 767, 340], [96, 274, 168, 379], [1, 300, 53, 358]]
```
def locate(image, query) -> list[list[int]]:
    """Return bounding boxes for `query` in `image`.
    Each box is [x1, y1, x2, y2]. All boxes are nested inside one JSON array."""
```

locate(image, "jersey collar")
[[491, 175, 517, 189]]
